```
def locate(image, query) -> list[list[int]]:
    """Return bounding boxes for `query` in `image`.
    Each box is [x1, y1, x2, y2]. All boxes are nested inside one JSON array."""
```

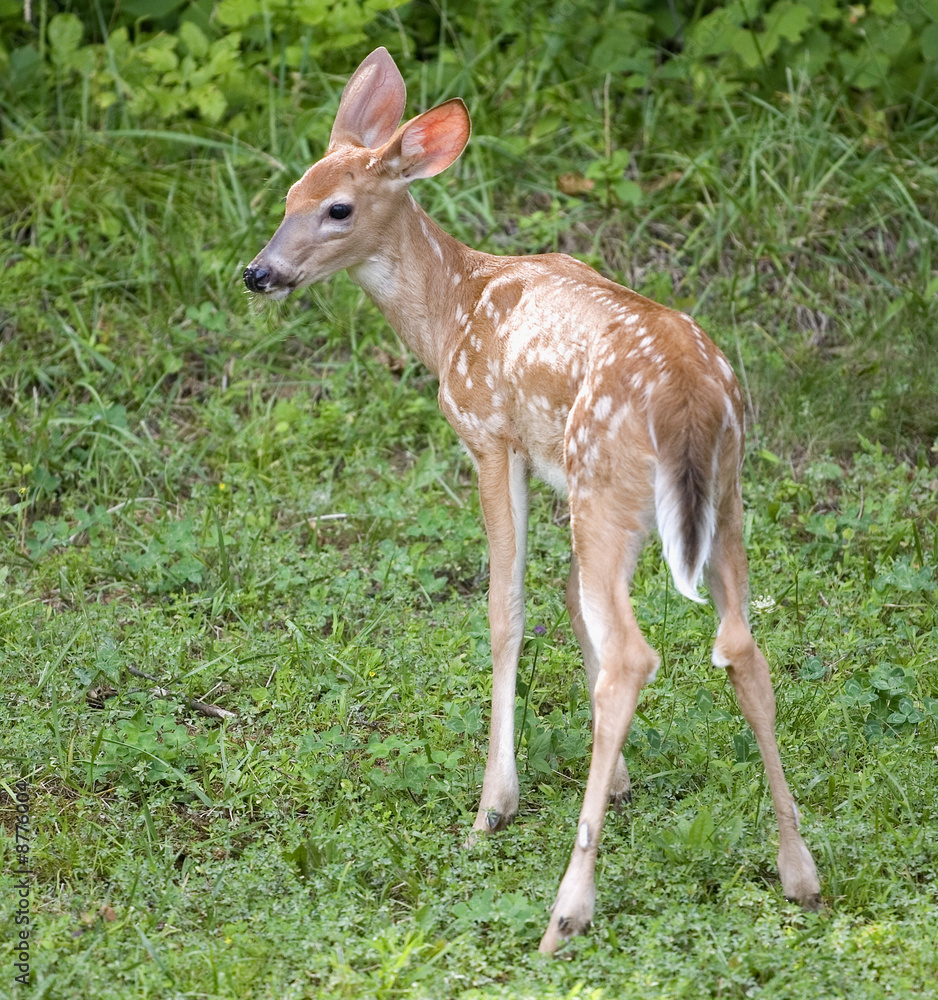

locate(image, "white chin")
[[265, 287, 294, 301]]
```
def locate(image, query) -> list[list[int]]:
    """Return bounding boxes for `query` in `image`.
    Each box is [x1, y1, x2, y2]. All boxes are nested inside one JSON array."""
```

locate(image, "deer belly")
[[529, 451, 568, 495], [510, 394, 569, 495]]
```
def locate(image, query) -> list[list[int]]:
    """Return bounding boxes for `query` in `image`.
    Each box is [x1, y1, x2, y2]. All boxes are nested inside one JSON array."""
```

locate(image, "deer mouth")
[[242, 263, 296, 299]]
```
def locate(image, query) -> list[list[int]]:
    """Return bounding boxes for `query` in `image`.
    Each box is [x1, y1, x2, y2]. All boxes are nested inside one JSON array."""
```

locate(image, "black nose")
[[243, 264, 269, 293]]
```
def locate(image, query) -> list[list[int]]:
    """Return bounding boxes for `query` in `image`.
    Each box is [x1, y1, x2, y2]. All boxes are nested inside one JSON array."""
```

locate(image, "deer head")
[[244, 48, 470, 300]]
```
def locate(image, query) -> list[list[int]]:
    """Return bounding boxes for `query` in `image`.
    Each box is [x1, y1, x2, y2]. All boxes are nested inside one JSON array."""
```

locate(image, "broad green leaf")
[[179, 20, 209, 59], [921, 23, 938, 60], [48, 12, 83, 65], [839, 49, 890, 89], [872, 19, 911, 57], [194, 83, 227, 123], [688, 810, 715, 852], [141, 38, 179, 74], [216, 0, 262, 28], [733, 31, 762, 70], [296, 0, 332, 25], [688, 10, 740, 58], [764, 0, 812, 46]]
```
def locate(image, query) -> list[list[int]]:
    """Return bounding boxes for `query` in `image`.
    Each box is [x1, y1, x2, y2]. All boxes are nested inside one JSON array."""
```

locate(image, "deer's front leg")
[[472, 447, 529, 833]]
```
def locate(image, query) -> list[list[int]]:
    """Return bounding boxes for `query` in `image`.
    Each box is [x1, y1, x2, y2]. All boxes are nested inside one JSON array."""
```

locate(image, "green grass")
[[2, 34, 938, 1000]]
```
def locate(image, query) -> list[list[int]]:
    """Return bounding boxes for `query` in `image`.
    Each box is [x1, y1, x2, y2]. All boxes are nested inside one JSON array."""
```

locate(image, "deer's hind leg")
[[706, 479, 821, 910], [539, 473, 658, 952]]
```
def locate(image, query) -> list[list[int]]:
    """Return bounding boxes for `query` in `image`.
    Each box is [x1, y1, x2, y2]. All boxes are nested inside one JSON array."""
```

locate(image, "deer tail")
[[651, 391, 724, 604]]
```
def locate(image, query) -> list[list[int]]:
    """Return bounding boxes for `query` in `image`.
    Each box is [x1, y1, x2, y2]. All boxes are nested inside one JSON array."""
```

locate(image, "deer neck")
[[347, 193, 491, 377]]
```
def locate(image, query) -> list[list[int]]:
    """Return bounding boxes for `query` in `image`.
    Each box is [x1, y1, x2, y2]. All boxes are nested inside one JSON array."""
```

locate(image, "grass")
[[2, 34, 938, 1000]]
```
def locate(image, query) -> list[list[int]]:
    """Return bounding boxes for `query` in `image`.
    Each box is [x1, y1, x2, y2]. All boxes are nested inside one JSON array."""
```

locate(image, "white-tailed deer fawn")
[[244, 48, 821, 952]]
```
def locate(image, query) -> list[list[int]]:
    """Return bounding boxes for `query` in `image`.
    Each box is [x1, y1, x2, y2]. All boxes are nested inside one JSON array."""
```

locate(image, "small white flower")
[[750, 594, 777, 614]]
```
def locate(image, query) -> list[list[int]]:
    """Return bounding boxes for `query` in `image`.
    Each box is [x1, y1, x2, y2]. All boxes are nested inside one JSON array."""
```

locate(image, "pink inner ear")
[[400, 100, 470, 177]]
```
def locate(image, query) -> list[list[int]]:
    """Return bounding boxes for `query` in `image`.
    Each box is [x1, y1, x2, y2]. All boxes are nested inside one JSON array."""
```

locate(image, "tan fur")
[[244, 48, 821, 953]]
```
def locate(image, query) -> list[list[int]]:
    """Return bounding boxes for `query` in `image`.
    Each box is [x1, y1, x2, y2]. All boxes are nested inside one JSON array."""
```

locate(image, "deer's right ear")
[[390, 99, 471, 181], [328, 48, 407, 150]]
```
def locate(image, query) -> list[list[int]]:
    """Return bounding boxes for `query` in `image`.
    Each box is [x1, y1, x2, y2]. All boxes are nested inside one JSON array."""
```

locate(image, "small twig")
[[307, 513, 349, 527], [128, 666, 236, 720]]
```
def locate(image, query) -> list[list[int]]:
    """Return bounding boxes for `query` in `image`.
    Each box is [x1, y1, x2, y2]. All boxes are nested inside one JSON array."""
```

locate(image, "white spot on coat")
[[593, 395, 612, 421]]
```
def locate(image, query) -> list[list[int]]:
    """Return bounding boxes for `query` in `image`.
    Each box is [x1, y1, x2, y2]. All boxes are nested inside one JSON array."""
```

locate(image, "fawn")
[[244, 47, 821, 952]]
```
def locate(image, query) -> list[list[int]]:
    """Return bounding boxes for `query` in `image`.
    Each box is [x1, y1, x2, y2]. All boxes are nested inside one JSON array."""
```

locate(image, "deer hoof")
[[609, 787, 632, 811], [538, 911, 591, 954]]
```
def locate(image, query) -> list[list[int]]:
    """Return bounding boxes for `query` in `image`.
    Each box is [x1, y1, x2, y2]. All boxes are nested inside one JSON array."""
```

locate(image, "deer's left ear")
[[329, 47, 407, 150], [383, 99, 471, 181]]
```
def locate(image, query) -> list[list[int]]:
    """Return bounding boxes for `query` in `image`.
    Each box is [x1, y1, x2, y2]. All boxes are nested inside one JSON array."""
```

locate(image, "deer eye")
[[328, 203, 352, 220]]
